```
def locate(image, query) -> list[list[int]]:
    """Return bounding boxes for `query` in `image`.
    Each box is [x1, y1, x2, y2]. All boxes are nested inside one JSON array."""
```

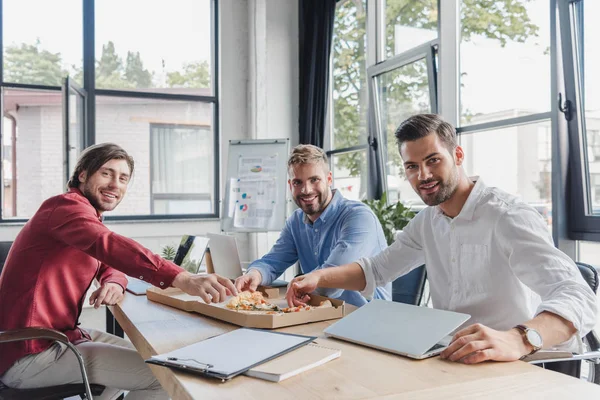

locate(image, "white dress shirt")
[[358, 178, 597, 349]]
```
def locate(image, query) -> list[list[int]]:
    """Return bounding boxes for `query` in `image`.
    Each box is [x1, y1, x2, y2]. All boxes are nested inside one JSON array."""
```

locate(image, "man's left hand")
[[440, 323, 530, 364], [89, 282, 125, 309]]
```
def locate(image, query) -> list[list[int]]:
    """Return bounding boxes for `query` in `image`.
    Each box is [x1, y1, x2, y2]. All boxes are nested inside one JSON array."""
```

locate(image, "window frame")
[[557, 0, 600, 240], [368, 40, 439, 199], [0, 0, 220, 222]]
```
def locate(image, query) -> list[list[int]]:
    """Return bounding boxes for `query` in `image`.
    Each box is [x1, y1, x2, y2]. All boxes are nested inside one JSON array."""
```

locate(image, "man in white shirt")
[[286, 113, 598, 364]]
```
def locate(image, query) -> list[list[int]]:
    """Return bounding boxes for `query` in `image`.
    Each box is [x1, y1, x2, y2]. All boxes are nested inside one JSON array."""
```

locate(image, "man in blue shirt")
[[234, 144, 391, 306]]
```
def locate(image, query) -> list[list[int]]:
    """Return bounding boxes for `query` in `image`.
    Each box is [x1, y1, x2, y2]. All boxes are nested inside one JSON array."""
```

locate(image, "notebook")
[[245, 343, 341, 382], [145, 328, 316, 381]]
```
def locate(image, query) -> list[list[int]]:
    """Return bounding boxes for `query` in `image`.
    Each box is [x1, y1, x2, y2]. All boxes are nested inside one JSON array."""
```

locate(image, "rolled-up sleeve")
[[248, 220, 298, 285], [495, 205, 598, 336], [313, 209, 387, 298], [358, 216, 425, 298]]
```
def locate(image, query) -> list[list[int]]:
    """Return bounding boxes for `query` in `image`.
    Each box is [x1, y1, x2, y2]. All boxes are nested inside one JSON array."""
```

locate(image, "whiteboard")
[[221, 139, 290, 232]]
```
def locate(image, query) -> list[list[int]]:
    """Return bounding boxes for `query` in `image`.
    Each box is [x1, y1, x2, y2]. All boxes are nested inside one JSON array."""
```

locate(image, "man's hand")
[[440, 323, 531, 364], [234, 269, 262, 292], [89, 282, 125, 309], [285, 273, 320, 307], [172, 272, 238, 304]]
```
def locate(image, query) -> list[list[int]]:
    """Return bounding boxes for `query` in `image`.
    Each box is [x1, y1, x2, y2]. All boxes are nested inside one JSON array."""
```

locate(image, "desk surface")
[[111, 294, 600, 400]]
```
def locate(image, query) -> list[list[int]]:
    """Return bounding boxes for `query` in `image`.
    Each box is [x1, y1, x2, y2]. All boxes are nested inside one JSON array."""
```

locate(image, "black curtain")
[[298, 0, 337, 147]]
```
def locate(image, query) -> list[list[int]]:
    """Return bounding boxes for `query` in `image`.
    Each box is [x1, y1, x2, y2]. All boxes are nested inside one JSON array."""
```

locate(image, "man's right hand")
[[285, 272, 320, 307], [172, 272, 238, 304], [234, 269, 263, 292]]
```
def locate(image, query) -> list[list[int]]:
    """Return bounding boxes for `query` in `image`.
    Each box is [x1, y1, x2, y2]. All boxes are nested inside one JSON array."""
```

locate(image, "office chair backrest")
[[576, 262, 598, 294], [392, 265, 427, 305], [0, 241, 12, 275]]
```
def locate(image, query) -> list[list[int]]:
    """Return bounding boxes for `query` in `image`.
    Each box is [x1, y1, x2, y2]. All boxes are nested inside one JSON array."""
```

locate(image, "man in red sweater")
[[0, 143, 237, 399]]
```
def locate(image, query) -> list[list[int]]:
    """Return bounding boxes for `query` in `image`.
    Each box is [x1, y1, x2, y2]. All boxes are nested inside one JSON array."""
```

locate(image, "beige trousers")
[[0, 328, 169, 400]]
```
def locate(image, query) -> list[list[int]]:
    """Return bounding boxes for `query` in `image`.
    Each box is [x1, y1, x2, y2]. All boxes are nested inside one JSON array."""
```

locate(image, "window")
[[95, 97, 216, 217], [0, 0, 218, 222], [332, 150, 368, 201], [460, 121, 553, 229], [3, 0, 82, 86], [459, 0, 550, 126], [384, 0, 438, 59], [150, 124, 214, 215], [370, 47, 438, 205], [559, 0, 600, 237], [95, 0, 212, 95], [2, 88, 64, 219], [328, 0, 370, 199]]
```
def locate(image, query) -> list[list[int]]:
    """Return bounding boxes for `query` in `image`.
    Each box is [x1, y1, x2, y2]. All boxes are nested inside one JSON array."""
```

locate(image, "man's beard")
[[418, 170, 459, 206], [81, 183, 119, 213], [294, 191, 328, 216]]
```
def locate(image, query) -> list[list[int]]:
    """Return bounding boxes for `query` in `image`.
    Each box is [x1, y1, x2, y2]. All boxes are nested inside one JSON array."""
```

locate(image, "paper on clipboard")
[[145, 328, 316, 381]]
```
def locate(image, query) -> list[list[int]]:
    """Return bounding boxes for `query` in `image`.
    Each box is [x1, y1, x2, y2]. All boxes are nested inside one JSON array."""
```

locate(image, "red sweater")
[[0, 188, 183, 375]]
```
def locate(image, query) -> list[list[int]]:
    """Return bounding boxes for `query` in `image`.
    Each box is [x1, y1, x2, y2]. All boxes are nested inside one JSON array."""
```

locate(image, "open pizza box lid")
[[146, 286, 345, 329]]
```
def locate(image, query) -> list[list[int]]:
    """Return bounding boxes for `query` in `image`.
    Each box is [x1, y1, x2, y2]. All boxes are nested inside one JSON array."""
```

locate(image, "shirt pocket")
[[458, 244, 491, 295]]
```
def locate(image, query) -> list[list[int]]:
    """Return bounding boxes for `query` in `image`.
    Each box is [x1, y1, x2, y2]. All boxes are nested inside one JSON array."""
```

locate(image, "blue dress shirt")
[[248, 190, 392, 306]]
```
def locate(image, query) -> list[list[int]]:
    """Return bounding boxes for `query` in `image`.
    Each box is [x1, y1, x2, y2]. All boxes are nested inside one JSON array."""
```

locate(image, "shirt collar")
[[302, 189, 341, 225], [68, 187, 103, 221], [433, 176, 484, 221]]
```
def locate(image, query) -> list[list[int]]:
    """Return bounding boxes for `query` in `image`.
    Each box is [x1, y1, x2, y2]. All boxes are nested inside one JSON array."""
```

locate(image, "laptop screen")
[[173, 235, 210, 274]]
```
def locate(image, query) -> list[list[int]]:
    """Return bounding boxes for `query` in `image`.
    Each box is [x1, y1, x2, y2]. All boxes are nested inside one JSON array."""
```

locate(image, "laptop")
[[206, 233, 288, 287], [126, 236, 210, 296], [324, 299, 470, 360]]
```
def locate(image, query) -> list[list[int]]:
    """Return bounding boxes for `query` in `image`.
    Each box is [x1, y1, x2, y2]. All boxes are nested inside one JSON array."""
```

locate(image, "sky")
[[2, 0, 213, 80]]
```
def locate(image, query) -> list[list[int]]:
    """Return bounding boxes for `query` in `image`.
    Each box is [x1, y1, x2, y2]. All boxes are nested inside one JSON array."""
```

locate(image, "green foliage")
[[125, 51, 153, 88], [332, 0, 540, 192], [161, 244, 177, 261], [4, 39, 67, 86], [167, 61, 210, 88], [363, 192, 416, 245]]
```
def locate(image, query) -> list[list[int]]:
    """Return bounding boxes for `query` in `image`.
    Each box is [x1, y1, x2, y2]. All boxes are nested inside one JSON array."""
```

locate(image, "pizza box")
[[146, 286, 345, 329]]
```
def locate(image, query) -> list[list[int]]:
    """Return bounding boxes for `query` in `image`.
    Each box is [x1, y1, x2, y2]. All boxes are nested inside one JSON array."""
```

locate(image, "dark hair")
[[67, 143, 135, 189], [394, 114, 458, 151]]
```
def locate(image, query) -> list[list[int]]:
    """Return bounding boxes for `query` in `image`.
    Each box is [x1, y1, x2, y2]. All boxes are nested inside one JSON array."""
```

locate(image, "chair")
[[0, 242, 106, 399], [0, 241, 12, 273], [530, 262, 600, 384], [392, 265, 427, 305]]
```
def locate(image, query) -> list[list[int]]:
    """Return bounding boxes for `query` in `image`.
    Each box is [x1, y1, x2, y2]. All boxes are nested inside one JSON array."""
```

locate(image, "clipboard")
[[145, 328, 316, 381]]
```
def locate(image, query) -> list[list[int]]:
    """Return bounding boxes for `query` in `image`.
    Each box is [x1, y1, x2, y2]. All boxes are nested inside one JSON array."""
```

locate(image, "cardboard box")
[[146, 287, 345, 329]]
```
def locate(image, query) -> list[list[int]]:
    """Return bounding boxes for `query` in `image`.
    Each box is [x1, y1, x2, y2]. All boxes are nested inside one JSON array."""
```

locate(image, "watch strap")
[[514, 325, 540, 359]]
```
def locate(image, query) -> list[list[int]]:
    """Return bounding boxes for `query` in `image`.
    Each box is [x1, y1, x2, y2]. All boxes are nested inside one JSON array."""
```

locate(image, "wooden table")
[[111, 294, 600, 400]]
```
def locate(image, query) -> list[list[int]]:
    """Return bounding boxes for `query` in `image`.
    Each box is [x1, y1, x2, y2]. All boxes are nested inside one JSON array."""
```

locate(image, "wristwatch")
[[514, 324, 543, 359]]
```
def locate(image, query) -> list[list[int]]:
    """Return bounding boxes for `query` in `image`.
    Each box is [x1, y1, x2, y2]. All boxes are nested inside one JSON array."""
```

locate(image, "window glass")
[[581, 0, 600, 215], [95, 0, 212, 94], [2, 88, 64, 219], [332, 150, 367, 201], [375, 58, 432, 207], [3, 0, 81, 85], [95, 96, 214, 216], [150, 124, 214, 215], [460, 121, 553, 229], [331, 0, 368, 149], [384, 0, 438, 58], [460, 0, 550, 126]]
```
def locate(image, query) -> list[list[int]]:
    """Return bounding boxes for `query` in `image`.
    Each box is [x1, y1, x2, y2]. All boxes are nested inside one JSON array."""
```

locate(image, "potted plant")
[[363, 192, 416, 246]]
